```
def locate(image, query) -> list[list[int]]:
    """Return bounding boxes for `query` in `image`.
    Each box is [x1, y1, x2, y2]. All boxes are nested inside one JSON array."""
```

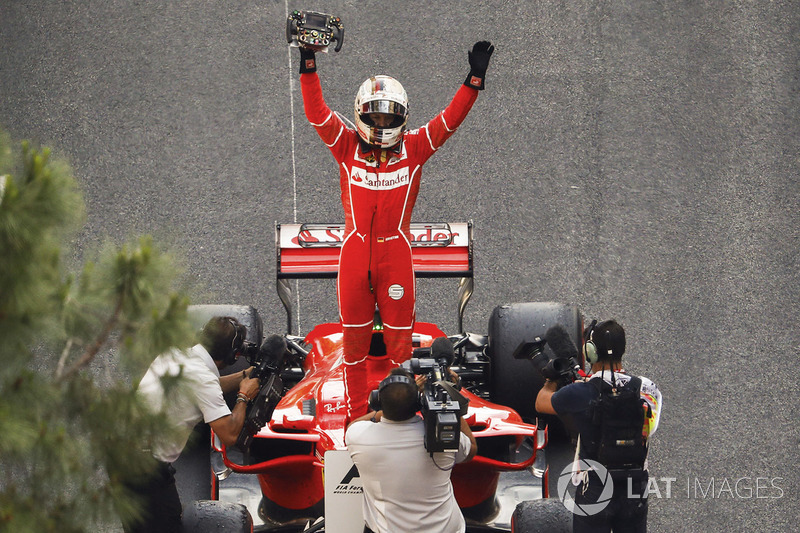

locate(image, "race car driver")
[[296, 40, 494, 421]]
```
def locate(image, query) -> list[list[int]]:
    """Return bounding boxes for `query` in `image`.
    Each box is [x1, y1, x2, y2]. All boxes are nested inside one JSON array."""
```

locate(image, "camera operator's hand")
[[238, 375, 261, 401], [464, 40, 494, 90], [416, 370, 461, 390], [220, 366, 257, 394], [298, 46, 317, 74], [448, 369, 462, 391]]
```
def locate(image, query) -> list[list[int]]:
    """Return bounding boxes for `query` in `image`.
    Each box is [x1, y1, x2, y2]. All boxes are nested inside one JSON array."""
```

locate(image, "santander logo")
[[350, 167, 410, 190]]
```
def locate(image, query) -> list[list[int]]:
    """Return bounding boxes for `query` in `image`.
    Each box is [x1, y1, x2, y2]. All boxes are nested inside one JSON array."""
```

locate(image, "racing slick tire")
[[511, 499, 571, 533], [487, 302, 583, 422], [182, 500, 253, 533]]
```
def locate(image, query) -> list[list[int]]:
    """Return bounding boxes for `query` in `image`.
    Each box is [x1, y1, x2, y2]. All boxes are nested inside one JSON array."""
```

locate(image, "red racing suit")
[[300, 72, 479, 418]]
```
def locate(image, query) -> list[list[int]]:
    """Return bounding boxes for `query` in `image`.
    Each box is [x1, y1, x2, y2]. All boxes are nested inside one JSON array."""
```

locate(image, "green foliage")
[[0, 130, 196, 532], [0, 136, 84, 361]]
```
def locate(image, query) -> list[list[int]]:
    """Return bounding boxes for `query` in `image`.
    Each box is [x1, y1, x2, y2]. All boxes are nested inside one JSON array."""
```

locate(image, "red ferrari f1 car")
[[187, 222, 580, 533]]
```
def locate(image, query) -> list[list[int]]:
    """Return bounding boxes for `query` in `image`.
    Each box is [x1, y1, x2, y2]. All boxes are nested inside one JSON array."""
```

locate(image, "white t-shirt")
[[345, 416, 471, 533], [137, 344, 231, 463]]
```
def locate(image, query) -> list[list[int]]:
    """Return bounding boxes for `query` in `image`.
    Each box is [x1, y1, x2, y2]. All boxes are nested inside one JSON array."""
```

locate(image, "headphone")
[[200, 317, 246, 366], [368, 372, 419, 412], [226, 318, 247, 366], [583, 319, 614, 364]]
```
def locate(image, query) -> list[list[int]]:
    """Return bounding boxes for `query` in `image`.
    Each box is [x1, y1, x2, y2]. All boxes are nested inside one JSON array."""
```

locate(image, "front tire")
[[182, 500, 253, 533], [511, 499, 571, 533]]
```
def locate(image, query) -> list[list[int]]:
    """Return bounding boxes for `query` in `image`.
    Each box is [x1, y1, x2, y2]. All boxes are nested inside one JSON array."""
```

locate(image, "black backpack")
[[588, 375, 649, 471]]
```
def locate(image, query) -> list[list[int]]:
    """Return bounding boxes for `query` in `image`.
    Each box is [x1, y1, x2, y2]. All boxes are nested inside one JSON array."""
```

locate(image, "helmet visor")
[[360, 113, 406, 129], [358, 100, 407, 127]]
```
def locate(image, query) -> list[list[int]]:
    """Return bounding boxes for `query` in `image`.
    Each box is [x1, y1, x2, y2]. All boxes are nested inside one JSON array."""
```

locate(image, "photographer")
[[535, 320, 662, 533], [121, 316, 261, 533], [345, 367, 477, 533], [295, 35, 493, 421]]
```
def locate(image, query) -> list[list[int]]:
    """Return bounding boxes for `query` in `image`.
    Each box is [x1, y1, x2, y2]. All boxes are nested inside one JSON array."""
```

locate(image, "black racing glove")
[[464, 41, 494, 90], [298, 47, 317, 74]]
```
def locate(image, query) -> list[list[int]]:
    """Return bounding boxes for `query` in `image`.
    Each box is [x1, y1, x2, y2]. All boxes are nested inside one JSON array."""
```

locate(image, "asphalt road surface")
[[2, 1, 798, 531]]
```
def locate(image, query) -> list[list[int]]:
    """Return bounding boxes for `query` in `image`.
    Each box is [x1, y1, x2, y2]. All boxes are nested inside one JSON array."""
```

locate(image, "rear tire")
[[487, 302, 583, 422]]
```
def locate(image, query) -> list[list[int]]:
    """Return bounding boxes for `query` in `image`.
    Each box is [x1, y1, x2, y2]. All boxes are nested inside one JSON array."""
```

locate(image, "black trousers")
[[121, 460, 183, 533], [571, 471, 648, 533]]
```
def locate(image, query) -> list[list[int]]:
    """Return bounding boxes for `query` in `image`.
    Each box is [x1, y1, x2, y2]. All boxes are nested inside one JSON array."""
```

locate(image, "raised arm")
[[297, 48, 350, 155], [419, 41, 495, 155]]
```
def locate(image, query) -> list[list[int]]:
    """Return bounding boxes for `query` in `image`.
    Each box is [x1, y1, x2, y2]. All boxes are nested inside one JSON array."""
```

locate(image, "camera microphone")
[[431, 337, 455, 367], [256, 334, 288, 372], [511, 325, 581, 387], [543, 325, 579, 362]]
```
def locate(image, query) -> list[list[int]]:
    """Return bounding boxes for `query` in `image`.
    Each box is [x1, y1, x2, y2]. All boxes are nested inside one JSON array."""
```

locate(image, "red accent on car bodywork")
[[215, 321, 540, 515], [280, 246, 471, 275]]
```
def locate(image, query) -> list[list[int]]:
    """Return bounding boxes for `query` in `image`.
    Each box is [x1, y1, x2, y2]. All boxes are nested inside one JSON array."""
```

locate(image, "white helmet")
[[354, 75, 408, 148]]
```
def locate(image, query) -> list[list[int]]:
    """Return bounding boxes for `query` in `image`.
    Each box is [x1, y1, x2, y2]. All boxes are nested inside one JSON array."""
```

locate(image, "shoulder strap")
[[626, 375, 642, 392], [589, 373, 639, 392], [589, 376, 605, 393]]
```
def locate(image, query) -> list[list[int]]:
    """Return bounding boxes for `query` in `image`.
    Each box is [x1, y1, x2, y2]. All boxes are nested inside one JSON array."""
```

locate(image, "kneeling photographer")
[[345, 339, 477, 533], [534, 320, 662, 533]]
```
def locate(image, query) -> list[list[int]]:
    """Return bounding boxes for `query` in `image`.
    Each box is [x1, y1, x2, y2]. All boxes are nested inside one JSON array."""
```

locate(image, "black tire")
[[511, 499, 571, 533], [188, 304, 264, 350], [487, 302, 583, 422], [182, 500, 253, 533]]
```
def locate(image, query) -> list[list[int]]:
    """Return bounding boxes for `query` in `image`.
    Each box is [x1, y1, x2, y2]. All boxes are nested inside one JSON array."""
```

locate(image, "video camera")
[[286, 10, 344, 53], [513, 325, 582, 388], [402, 338, 469, 454], [236, 335, 288, 451], [241, 340, 259, 361]]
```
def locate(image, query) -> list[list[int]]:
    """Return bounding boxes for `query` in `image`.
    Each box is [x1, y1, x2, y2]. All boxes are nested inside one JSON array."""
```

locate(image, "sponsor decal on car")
[[333, 464, 363, 495], [283, 223, 468, 248]]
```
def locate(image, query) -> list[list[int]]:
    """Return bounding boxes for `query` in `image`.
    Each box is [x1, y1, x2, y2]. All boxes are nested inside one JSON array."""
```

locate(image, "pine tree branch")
[[58, 298, 123, 381], [55, 337, 74, 378]]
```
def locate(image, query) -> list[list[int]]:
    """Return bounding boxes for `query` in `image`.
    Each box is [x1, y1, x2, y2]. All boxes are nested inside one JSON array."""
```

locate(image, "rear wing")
[[275, 222, 474, 334]]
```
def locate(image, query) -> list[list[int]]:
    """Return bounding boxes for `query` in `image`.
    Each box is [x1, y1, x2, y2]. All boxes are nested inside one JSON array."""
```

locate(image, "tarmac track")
[[1, 1, 798, 531]]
